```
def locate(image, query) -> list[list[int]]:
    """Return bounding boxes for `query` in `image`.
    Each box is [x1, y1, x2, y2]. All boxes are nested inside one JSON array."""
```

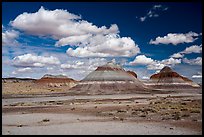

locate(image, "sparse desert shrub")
[[17, 124, 23, 127], [154, 101, 162, 104], [165, 112, 169, 115], [42, 119, 50, 122], [190, 110, 200, 113], [181, 108, 188, 111], [10, 104, 17, 106], [181, 102, 187, 105], [71, 107, 75, 110], [139, 114, 146, 117], [166, 101, 171, 104], [48, 101, 55, 103], [131, 111, 137, 115], [181, 114, 190, 117], [95, 102, 102, 104], [120, 118, 124, 121], [173, 111, 180, 114], [172, 114, 180, 120], [117, 110, 126, 113], [56, 102, 63, 105], [144, 108, 151, 111], [148, 108, 157, 113]]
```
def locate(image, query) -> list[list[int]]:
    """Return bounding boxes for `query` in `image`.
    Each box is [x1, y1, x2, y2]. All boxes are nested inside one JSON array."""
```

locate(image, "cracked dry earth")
[[2, 92, 202, 135]]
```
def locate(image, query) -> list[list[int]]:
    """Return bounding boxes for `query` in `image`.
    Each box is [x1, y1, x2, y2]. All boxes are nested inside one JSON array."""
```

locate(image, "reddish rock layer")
[[35, 77, 76, 84], [126, 71, 137, 78]]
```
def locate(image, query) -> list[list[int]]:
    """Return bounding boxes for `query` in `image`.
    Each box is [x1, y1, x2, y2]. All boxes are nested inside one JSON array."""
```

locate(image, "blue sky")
[[2, 2, 202, 83]]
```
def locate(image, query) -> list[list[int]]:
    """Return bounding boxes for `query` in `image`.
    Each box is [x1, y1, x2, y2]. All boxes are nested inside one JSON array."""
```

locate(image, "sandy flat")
[[2, 113, 200, 135], [2, 92, 201, 106], [2, 91, 202, 135]]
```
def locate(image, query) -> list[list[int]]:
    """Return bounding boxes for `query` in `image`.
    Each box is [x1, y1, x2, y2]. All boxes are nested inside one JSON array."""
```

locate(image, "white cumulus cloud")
[[11, 6, 140, 58], [147, 57, 181, 70], [149, 32, 199, 45], [2, 28, 20, 46], [129, 55, 154, 65], [55, 34, 92, 47], [170, 44, 202, 59], [12, 67, 32, 75], [160, 57, 181, 65], [11, 6, 118, 39], [59, 58, 108, 80], [11, 6, 81, 39], [146, 62, 166, 70], [66, 34, 140, 57], [61, 58, 107, 71], [17, 67, 32, 72], [129, 55, 181, 70], [170, 53, 184, 58], [192, 75, 202, 78], [13, 53, 60, 67], [182, 57, 202, 65], [181, 44, 202, 54]]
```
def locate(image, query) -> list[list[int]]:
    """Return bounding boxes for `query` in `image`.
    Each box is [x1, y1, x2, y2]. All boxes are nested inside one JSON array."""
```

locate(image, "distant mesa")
[[35, 74, 77, 88], [69, 61, 150, 95], [2, 77, 36, 83], [42, 74, 68, 79], [147, 66, 200, 88]]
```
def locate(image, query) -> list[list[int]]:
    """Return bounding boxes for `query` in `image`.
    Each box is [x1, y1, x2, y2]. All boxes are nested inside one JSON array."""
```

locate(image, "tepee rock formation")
[[147, 66, 200, 88], [69, 62, 149, 95]]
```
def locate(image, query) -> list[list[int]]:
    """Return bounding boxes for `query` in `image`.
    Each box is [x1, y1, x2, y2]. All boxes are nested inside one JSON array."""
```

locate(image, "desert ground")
[[2, 81, 202, 135]]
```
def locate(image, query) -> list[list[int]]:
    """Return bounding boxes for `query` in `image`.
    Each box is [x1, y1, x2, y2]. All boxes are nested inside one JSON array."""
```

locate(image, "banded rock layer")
[[69, 62, 149, 95], [147, 66, 200, 89]]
